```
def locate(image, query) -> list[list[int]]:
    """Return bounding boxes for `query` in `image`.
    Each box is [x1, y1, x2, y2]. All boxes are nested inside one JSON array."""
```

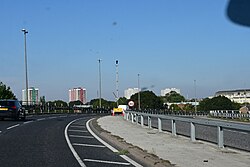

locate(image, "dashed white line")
[[83, 158, 131, 166], [68, 130, 88, 133], [23, 120, 34, 124], [86, 119, 143, 167], [37, 118, 46, 121], [71, 125, 86, 128], [48, 116, 57, 119], [7, 124, 20, 130], [65, 118, 87, 167], [69, 135, 94, 139], [72, 123, 85, 126], [73, 143, 106, 148]]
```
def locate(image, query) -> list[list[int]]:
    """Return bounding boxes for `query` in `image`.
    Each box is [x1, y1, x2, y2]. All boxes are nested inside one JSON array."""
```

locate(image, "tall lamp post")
[[138, 74, 141, 110], [98, 59, 102, 109], [115, 60, 119, 107], [22, 29, 29, 106], [194, 80, 197, 112]]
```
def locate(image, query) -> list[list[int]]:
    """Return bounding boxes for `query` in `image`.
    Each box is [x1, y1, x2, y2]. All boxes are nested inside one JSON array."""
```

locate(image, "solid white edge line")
[[84, 158, 131, 166], [65, 118, 86, 167], [7, 124, 20, 130], [86, 118, 143, 167]]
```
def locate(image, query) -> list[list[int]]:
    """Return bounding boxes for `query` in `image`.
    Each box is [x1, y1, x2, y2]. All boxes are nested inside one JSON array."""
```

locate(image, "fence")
[[124, 111, 250, 149]]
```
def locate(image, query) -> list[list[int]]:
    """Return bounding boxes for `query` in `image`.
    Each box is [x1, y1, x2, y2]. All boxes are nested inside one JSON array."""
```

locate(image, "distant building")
[[161, 88, 181, 96], [215, 89, 250, 104], [124, 88, 140, 99], [69, 87, 86, 104], [22, 87, 39, 105]]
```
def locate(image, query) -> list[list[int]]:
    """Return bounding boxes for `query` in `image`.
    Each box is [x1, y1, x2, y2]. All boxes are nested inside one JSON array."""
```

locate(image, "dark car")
[[0, 100, 26, 120]]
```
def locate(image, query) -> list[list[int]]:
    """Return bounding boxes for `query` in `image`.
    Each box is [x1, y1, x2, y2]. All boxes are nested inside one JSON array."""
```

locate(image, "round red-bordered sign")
[[128, 101, 135, 107]]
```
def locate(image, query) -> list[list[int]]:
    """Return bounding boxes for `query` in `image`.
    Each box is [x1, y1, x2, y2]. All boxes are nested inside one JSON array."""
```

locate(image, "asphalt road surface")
[[0, 114, 140, 167]]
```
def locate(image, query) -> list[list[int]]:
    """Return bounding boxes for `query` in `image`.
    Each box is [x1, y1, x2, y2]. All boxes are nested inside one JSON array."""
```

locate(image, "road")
[[0, 114, 140, 167]]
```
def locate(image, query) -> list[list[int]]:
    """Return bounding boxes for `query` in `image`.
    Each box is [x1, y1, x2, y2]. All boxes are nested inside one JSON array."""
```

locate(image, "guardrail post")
[[171, 119, 176, 136], [141, 115, 144, 127], [136, 114, 139, 124], [190, 122, 195, 142], [158, 117, 162, 132], [131, 114, 134, 123], [217, 126, 224, 148], [148, 116, 151, 128], [124, 112, 127, 119], [126, 112, 130, 121]]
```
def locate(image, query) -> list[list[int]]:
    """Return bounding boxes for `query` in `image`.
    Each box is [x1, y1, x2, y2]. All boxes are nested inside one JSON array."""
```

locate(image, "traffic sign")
[[128, 101, 134, 107]]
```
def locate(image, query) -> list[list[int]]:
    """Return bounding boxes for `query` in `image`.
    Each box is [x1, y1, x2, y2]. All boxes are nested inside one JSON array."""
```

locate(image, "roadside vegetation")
[[0, 82, 248, 115]]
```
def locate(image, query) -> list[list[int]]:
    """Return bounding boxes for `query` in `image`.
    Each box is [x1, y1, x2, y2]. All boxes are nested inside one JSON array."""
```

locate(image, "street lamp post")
[[115, 60, 119, 107], [194, 80, 197, 112], [98, 59, 102, 109], [22, 29, 29, 106], [138, 74, 141, 111]]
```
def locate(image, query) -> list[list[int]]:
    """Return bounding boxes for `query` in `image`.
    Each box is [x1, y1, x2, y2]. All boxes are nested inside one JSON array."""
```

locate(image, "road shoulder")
[[89, 116, 173, 167]]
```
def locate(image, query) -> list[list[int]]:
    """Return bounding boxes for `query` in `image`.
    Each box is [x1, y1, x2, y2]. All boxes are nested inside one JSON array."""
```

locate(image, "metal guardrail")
[[210, 113, 250, 120], [124, 111, 250, 149]]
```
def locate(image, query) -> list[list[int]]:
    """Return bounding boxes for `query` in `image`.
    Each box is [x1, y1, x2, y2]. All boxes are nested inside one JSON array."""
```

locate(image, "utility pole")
[[138, 74, 141, 110], [194, 80, 197, 112], [115, 60, 119, 107], [22, 29, 29, 106], [98, 59, 102, 109]]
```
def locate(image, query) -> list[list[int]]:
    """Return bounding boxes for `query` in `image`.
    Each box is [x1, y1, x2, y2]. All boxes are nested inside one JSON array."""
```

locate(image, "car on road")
[[0, 99, 26, 120]]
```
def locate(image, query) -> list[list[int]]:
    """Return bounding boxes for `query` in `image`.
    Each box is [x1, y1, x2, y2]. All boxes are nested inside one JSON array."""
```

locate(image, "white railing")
[[124, 111, 250, 149]]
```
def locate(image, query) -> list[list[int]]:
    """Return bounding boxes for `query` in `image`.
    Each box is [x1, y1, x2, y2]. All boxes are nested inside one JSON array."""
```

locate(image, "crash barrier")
[[124, 111, 250, 149], [210, 110, 250, 120]]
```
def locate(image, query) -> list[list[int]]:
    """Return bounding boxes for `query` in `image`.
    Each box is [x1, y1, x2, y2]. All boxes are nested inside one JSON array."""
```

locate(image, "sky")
[[1, 0, 250, 102]]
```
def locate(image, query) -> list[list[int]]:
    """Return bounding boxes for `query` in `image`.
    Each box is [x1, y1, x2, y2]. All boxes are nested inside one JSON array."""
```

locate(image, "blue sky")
[[1, 0, 250, 102]]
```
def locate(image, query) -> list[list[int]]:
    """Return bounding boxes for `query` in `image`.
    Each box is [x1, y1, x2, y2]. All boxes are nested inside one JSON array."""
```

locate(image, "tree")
[[163, 91, 185, 103], [89, 98, 116, 109], [117, 97, 128, 105], [130, 91, 163, 110], [69, 100, 83, 108], [198, 96, 240, 111], [0, 82, 16, 100]]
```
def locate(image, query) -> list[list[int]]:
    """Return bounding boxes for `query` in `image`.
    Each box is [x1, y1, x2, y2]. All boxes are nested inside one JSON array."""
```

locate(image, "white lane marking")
[[65, 118, 86, 167], [71, 125, 86, 128], [73, 143, 106, 148], [60, 115, 67, 118], [23, 120, 34, 124], [69, 135, 94, 139], [68, 130, 88, 133], [86, 119, 143, 167], [37, 118, 46, 121], [48, 117, 57, 119], [83, 158, 131, 166], [7, 124, 20, 130]]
